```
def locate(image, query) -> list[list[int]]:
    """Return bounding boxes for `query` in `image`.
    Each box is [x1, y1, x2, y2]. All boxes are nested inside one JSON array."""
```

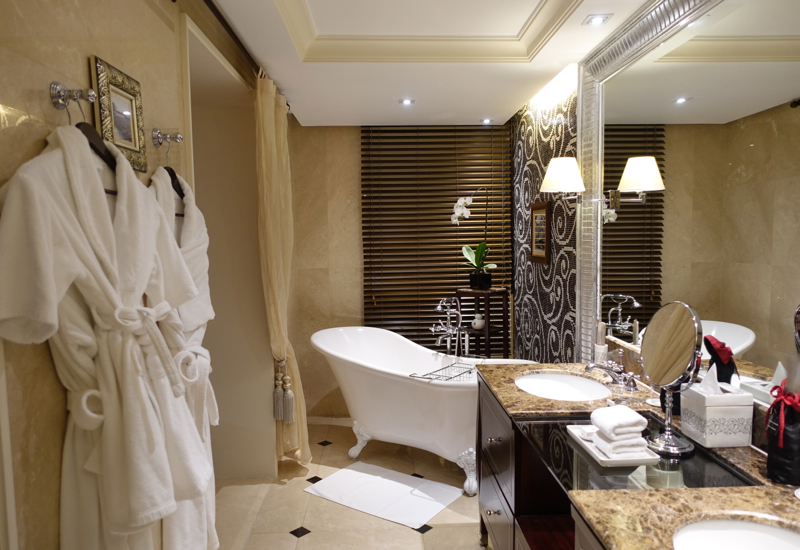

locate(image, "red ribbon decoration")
[[766, 380, 800, 448]]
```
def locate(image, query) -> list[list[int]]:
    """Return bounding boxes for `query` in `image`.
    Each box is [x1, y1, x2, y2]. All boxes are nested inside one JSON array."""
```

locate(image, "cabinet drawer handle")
[[486, 437, 503, 443], [486, 509, 502, 516]]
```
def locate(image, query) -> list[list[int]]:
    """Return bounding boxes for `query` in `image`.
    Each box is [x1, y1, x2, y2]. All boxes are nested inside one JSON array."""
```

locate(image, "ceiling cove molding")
[[274, 0, 584, 63], [657, 36, 800, 62]]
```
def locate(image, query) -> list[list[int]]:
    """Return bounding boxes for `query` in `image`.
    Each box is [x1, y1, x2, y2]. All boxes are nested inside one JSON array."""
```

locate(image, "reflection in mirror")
[[795, 305, 800, 355], [641, 302, 702, 388], [602, 0, 800, 379], [640, 302, 702, 456]]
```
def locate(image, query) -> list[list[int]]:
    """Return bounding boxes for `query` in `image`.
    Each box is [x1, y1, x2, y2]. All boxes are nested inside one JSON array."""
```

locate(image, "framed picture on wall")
[[90, 56, 147, 172], [531, 200, 551, 264]]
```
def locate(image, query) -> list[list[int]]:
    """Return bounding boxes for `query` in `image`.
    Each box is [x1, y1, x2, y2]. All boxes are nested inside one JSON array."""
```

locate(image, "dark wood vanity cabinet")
[[477, 374, 576, 550]]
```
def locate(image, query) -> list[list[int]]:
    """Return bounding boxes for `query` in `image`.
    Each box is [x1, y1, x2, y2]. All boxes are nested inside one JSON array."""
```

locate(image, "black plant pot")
[[469, 272, 492, 290]]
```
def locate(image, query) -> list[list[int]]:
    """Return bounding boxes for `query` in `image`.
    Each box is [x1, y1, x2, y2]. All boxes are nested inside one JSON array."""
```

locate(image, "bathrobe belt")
[[174, 345, 219, 438], [91, 302, 186, 397]]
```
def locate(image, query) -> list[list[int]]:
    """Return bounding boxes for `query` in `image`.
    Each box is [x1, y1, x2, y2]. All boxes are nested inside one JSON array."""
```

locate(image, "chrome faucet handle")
[[603, 362, 624, 373], [619, 372, 640, 392]]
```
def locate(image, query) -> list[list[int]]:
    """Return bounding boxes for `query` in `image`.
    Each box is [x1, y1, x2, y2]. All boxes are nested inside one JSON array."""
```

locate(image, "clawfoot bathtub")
[[310, 326, 535, 495]]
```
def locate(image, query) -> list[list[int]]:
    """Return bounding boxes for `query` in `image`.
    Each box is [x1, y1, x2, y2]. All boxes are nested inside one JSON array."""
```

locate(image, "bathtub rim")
[[310, 326, 533, 388]]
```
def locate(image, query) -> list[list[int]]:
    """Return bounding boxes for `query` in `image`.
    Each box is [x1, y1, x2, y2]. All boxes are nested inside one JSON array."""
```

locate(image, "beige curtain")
[[254, 69, 311, 463]]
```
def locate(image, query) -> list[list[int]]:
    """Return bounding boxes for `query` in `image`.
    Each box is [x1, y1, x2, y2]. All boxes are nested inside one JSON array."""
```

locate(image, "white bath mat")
[[304, 462, 462, 529]]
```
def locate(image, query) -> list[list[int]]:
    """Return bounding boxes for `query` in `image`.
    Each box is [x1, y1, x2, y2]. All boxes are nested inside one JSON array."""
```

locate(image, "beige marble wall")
[[287, 117, 363, 418], [663, 101, 800, 372]]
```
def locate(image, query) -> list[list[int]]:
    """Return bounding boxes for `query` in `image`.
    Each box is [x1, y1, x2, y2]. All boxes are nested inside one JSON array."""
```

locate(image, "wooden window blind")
[[601, 125, 665, 330], [362, 126, 513, 356]]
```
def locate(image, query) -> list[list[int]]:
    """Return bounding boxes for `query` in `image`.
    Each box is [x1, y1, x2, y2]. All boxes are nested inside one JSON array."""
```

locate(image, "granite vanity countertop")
[[477, 362, 799, 549], [476, 362, 651, 417], [571, 485, 800, 550]]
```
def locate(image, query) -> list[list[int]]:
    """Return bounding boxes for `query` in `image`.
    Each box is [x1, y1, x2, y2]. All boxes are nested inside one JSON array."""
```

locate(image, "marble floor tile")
[[422, 525, 486, 550], [296, 528, 425, 550], [219, 418, 481, 550], [324, 424, 357, 445], [243, 533, 299, 550], [250, 477, 312, 534], [428, 494, 480, 526], [216, 482, 271, 550]]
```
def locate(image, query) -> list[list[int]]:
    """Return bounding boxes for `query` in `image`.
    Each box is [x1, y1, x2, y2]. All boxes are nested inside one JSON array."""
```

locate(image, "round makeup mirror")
[[641, 302, 702, 387], [640, 302, 702, 457]]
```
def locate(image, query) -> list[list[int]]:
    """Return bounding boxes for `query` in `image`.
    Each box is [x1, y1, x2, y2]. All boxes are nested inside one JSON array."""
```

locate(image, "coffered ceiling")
[[212, 0, 647, 126]]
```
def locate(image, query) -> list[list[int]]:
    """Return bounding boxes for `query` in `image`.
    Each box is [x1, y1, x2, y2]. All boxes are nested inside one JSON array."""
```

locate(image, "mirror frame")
[[574, 0, 726, 360]]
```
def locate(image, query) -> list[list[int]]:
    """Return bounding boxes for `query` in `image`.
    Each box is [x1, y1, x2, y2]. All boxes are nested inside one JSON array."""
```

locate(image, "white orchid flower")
[[451, 195, 475, 224], [602, 208, 617, 224]]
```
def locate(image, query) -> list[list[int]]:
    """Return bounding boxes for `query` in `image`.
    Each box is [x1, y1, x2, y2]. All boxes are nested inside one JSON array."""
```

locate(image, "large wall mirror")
[[604, 0, 800, 375], [576, 0, 800, 379]]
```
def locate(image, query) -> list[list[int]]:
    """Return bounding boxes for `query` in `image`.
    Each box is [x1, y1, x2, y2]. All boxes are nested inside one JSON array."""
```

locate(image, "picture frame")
[[90, 56, 147, 172], [531, 200, 551, 264]]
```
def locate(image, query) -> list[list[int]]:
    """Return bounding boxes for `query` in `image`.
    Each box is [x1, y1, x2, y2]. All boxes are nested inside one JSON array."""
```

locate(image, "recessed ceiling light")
[[400, 99, 415, 106], [122, 110, 131, 116], [582, 14, 612, 26], [675, 97, 691, 104], [482, 119, 491, 124]]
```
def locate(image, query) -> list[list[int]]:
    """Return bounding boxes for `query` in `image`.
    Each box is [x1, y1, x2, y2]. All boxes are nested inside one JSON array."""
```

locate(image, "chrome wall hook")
[[50, 82, 97, 110], [152, 128, 183, 164], [152, 129, 183, 148]]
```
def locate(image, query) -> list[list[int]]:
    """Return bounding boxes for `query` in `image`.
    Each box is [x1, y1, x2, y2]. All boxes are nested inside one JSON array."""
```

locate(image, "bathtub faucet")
[[431, 297, 463, 355]]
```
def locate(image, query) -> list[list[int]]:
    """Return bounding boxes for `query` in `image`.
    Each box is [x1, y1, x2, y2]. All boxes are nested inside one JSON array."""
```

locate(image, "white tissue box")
[[680, 384, 753, 448]]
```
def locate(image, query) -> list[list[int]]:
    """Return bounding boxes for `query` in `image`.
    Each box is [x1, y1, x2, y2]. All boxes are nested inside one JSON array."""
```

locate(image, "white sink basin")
[[515, 373, 611, 402], [674, 520, 800, 550]]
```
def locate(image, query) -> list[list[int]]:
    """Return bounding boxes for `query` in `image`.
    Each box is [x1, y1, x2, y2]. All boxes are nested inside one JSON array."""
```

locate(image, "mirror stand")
[[647, 389, 694, 457]]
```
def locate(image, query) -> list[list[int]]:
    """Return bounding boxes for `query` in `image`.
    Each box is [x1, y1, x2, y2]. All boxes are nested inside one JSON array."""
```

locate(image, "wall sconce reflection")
[[538, 156, 664, 220]]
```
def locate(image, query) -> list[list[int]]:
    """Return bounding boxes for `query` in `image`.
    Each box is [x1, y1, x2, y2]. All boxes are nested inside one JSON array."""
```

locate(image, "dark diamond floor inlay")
[[414, 524, 433, 534], [290, 527, 311, 538], [411, 473, 424, 478], [317, 440, 332, 447], [306, 476, 322, 484]]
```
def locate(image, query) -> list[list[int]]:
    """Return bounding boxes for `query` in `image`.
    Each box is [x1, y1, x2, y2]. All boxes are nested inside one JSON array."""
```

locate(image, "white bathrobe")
[[150, 167, 219, 550], [0, 127, 212, 550]]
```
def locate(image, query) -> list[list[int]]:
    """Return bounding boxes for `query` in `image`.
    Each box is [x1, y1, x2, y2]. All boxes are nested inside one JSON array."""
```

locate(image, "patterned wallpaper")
[[511, 87, 578, 363]]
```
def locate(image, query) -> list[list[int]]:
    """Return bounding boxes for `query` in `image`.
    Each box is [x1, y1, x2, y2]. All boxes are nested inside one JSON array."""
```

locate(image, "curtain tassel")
[[282, 375, 295, 424], [273, 373, 284, 421]]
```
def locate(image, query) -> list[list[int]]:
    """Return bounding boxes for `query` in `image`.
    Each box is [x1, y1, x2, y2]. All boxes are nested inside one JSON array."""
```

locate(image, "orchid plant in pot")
[[452, 188, 496, 290]]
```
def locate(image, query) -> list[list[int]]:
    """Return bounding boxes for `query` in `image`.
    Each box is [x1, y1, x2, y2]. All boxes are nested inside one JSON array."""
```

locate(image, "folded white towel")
[[591, 405, 647, 440], [592, 431, 647, 457]]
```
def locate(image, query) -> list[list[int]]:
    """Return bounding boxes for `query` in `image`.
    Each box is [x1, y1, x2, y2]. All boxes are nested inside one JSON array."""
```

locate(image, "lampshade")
[[540, 157, 585, 193], [618, 156, 664, 192]]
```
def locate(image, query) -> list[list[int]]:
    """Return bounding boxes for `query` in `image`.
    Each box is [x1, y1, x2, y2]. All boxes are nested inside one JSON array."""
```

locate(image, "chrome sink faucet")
[[431, 297, 463, 355], [601, 294, 641, 337], [585, 348, 640, 392]]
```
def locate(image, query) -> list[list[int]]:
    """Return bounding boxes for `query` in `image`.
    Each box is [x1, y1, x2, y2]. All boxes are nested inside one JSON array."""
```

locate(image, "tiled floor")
[[215, 418, 487, 550]]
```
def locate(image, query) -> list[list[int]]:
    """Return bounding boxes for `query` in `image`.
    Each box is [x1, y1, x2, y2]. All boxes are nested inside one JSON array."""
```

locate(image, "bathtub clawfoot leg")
[[457, 448, 477, 496], [349, 421, 372, 460]]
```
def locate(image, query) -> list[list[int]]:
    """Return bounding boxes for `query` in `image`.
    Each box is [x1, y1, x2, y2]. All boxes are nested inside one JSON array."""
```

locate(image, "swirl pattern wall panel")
[[511, 90, 578, 363]]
